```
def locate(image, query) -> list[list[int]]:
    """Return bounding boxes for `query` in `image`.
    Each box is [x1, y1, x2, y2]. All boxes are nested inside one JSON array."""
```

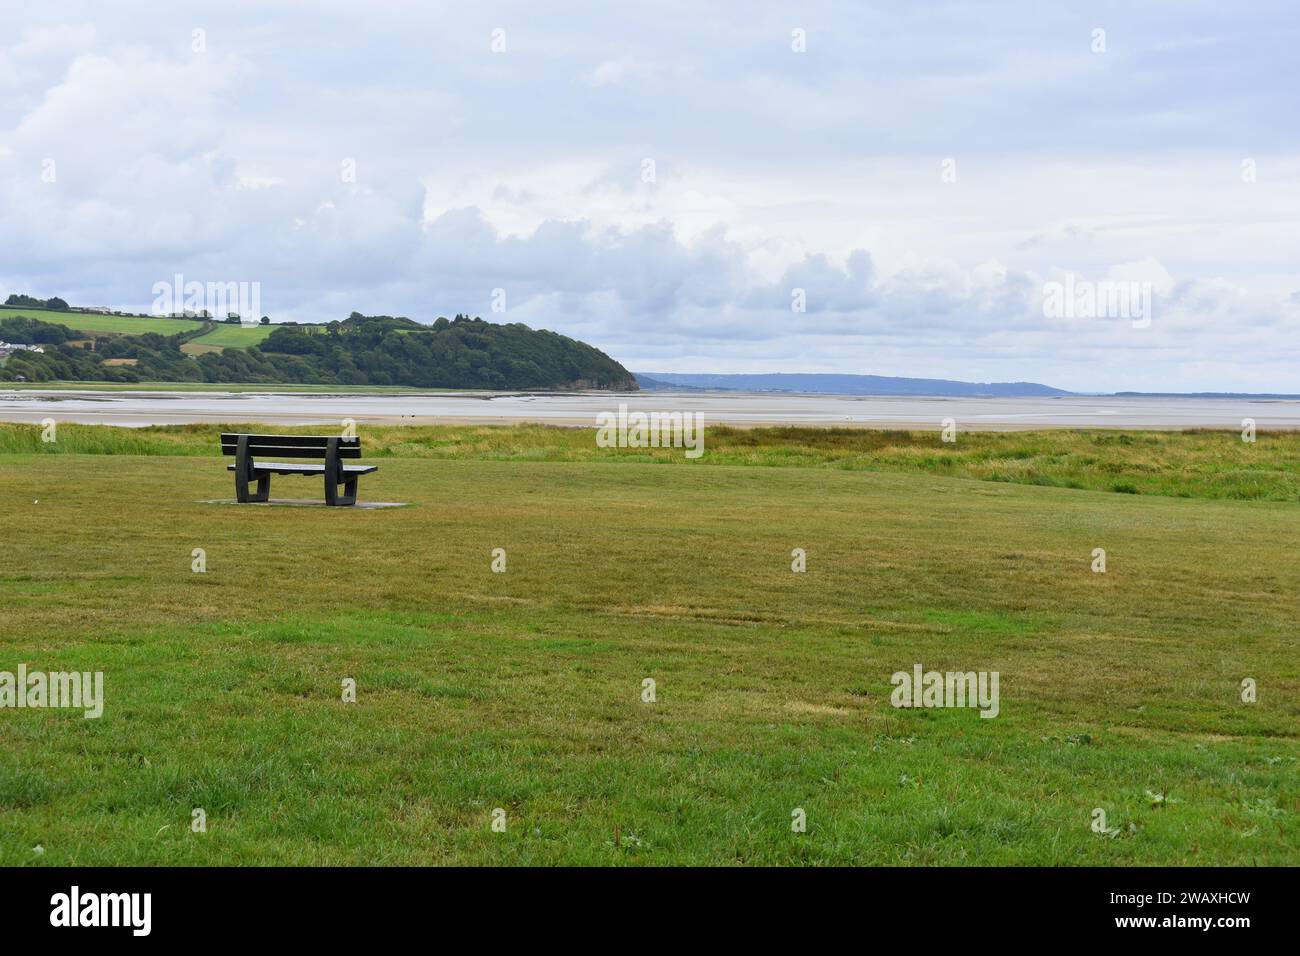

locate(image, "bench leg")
[[325, 474, 358, 506], [236, 470, 270, 503], [234, 435, 270, 503], [323, 438, 358, 505]]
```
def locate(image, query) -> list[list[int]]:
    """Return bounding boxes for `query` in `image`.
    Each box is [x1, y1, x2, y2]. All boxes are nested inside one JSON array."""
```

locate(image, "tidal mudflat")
[[2, 389, 1297, 431]]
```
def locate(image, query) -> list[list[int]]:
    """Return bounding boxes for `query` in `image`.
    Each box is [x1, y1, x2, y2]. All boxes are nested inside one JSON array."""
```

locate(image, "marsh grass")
[[2, 422, 1297, 500]]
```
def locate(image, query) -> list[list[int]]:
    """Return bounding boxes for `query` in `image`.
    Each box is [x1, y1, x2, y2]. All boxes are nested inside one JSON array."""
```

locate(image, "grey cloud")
[[0, 2, 1297, 391]]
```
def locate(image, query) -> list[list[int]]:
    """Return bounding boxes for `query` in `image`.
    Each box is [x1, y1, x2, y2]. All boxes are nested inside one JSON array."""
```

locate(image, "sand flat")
[[1, 388, 1297, 430]]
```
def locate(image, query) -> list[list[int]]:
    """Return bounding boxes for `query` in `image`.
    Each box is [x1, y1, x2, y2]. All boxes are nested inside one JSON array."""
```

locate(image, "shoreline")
[[2, 388, 1299, 430]]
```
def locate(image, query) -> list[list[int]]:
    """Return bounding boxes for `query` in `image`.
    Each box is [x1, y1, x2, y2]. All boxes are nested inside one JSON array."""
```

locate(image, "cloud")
[[582, 57, 679, 88], [0, 2, 1297, 391]]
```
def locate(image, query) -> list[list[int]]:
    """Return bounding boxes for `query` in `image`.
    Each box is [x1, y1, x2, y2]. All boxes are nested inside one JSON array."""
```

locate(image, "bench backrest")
[[220, 433, 363, 459]]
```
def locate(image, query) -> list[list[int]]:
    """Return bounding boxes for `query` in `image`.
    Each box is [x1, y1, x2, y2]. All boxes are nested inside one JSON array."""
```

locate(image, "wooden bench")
[[220, 433, 378, 506]]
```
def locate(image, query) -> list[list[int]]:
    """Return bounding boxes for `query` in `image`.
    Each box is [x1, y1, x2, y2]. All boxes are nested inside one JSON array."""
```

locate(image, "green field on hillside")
[[194, 324, 277, 348], [0, 424, 1296, 865], [0, 382, 452, 394], [0, 306, 204, 336], [0, 306, 274, 346]]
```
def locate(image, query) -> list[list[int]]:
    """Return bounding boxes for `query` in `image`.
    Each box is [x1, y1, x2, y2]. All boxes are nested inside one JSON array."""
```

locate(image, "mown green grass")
[[0, 307, 273, 345], [0, 306, 204, 336], [3, 422, 1297, 501], [0, 428, 1296, 865], [193, 324, 276, 348]]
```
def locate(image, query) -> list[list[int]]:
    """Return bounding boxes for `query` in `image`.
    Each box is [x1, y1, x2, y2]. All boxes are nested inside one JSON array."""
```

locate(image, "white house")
[[0, 341, 45, 355]]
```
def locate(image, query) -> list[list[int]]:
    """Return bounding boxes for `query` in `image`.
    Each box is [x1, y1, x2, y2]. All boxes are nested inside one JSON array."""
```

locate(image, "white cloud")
[[0, 2, 1297, 391], [582, 57, 678, 88]]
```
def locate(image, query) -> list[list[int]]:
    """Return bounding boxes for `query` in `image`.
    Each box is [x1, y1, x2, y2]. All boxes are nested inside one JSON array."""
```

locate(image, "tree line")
[[0, 312, 637, 390]]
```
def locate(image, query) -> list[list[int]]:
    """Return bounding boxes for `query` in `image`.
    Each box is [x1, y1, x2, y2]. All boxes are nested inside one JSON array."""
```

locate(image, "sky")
[[0, 1, 1297, 392]]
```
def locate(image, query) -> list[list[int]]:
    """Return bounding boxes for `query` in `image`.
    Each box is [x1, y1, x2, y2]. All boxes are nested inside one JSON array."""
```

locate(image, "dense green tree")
[[0, 314, 636, 390]]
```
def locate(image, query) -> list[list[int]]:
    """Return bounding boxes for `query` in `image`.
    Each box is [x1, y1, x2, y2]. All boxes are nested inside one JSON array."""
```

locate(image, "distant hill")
[[0, 311, 637, 390], [634, 374, 705, 391], [1113, 392, 1300, 400], [636, 372, 1071, 397]]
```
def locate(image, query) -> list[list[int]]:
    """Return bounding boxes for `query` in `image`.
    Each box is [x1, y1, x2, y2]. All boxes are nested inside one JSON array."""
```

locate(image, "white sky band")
[[0, 4, 1295, 391]]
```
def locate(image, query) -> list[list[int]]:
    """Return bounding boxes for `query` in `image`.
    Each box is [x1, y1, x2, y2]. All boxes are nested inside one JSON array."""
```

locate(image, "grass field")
[[0, 306, 204, 336], [179, 343, 224, 356], [4, 422, 1298, 500], [1, 424, 1297, 865], [0, 307, 274, 347], [193, 324, 276, 348], [0, 382, 445, 393]]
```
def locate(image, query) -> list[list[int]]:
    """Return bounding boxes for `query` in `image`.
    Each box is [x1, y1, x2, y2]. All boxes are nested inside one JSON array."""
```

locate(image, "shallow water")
[[1, 389, 1297, 430]]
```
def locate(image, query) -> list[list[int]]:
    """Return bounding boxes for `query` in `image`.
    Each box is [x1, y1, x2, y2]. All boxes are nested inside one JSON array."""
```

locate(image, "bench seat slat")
[[221, 444, 362, 459], [226, 462, 378, 475], [220, 433, 360, 447]]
